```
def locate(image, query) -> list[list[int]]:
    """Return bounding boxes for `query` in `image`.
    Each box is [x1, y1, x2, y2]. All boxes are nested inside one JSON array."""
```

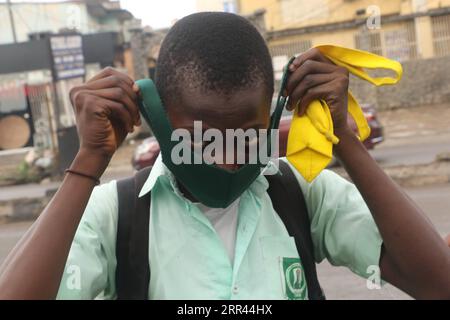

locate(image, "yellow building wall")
[[239, 0, 404, 31], [268, 28, 355, 48], [238, 0, 450, 60], [239, 0, 450, 31]]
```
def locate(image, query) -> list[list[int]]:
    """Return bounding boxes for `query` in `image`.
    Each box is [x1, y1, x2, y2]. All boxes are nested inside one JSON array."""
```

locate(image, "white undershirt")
[[195, 199, 240, 264]]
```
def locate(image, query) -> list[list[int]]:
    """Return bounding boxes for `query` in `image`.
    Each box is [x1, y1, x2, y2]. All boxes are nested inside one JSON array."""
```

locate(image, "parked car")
[[132, 103, 383, 170]]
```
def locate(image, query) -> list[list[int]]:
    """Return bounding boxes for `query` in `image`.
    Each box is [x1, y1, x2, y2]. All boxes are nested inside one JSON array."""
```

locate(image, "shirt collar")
[[138, 154, 282, 198], [138, 154, 167, 197]]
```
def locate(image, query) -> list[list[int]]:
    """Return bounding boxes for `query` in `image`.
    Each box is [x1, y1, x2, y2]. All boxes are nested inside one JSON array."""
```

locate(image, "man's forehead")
[[178, 85, 269, 114], [166, 86, 270, 130]]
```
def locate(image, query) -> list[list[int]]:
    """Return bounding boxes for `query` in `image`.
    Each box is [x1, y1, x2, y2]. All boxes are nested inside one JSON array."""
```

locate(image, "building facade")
[[238, 0, 450, 62], [0, 0, 134, 153], [0, 0, 133, 45]]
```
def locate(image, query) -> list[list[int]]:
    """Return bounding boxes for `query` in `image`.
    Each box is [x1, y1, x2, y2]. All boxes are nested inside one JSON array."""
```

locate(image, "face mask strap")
[[136, 79, 174, 145], [270, 56, 296, 131], [265, 56, 295, 157]]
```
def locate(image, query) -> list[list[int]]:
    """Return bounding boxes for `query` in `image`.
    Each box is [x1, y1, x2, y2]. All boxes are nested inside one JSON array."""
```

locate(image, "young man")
[[0, 12, 449, 300]]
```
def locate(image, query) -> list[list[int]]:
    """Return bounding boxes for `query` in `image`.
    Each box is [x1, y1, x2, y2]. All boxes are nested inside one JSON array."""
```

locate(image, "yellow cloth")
[[286, 45, 403, 182]]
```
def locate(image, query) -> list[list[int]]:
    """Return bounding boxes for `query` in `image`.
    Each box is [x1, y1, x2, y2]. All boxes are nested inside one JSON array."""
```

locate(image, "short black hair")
[[155, 12, 274, 107]]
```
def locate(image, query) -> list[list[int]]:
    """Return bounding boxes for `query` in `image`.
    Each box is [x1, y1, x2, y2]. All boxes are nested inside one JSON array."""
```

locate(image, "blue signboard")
[[50, 34, 85, 80]]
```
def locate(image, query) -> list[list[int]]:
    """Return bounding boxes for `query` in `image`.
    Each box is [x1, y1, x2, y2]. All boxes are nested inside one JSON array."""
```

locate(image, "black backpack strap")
[[115, 167, 152, 300], [266, 160, 325, 300]]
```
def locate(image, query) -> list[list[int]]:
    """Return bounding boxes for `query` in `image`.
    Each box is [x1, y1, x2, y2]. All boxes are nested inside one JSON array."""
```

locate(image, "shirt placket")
[[229, 192, 261, 299]]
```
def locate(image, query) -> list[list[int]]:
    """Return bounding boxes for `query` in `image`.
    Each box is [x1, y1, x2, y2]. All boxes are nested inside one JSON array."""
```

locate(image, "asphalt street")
[[369, 140, 450, 167]]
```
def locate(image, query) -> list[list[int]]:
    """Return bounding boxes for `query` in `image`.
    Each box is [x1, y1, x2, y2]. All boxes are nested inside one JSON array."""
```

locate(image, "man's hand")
[[285, 48, 350, 136], [69, 67, 141, 177]]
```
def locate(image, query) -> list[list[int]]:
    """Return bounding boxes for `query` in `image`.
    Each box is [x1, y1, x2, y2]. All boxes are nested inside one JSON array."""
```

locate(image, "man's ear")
[[446, 234, 450, 248]]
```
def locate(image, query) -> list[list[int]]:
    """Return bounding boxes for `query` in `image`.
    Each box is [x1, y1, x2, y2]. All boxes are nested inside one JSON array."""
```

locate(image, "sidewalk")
[[0, 167, 133, 202], [0, 140, 136, 202], [0, 142, 136, 222]]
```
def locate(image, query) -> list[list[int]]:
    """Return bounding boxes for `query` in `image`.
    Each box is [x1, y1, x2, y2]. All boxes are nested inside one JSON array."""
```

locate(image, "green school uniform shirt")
[[57, 157, 383, 300]]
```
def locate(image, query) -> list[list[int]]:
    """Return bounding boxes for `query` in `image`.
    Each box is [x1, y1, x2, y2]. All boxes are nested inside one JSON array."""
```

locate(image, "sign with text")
[[50, 34, 85, 80]]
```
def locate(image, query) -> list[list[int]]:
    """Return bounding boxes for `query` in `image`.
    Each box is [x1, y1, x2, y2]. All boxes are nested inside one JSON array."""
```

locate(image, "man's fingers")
[[85, 68, 141, 126], [87, 76, 140, 124], [88, 75, 137, 100], [99, 97, 134, 133], [289, 48, 333, 72], [91, 87, 141, 126], [287, 73, 336, 111], [87, 67, 135, 88], [297, 80, 339, 116], [286, 60, 336, 95]]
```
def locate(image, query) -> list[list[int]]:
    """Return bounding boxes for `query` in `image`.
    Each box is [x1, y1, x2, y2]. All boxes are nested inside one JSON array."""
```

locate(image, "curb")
[[0, 196, 49, 224]]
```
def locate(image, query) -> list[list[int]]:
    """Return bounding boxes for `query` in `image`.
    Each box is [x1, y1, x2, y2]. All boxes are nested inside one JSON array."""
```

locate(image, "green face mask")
[[136, 58, 293, 208]]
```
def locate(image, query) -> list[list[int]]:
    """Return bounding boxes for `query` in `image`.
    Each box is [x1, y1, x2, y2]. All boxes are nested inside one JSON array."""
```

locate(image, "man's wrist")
[[70, 149, 111, 180], [334, 126, 363, 159], [334, 125, 354, 143]]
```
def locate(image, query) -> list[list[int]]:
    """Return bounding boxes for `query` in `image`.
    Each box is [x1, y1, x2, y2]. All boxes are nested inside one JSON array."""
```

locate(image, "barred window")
[[355, 21, 418, 62], [355, 31, 383, 56], [432, 14, 450, 57], [384, 21, 418, 61], [269, 39, 312, 58]]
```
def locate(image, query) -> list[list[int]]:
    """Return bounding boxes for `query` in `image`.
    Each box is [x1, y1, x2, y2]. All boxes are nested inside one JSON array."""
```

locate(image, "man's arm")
[[334, 127, 450, 299], [0, 68, 140, 299], [286, 48, 450, 299]]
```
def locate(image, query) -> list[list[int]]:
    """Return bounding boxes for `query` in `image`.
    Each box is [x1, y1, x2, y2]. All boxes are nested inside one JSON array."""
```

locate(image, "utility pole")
[[6, 0, 18, 43]]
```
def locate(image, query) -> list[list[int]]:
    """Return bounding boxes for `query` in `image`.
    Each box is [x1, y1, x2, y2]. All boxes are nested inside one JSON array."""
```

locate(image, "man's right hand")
[[69, 67, 141, 177]]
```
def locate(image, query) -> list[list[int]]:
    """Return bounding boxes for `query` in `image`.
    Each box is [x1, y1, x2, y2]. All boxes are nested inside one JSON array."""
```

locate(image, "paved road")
[[370, 140, 450, 167], [0, 184, 449, 300], [316, 184, 450, 300]]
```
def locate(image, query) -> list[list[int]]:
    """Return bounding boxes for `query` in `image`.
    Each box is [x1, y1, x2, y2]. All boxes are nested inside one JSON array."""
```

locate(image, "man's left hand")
[[285, 48, 351, 137]]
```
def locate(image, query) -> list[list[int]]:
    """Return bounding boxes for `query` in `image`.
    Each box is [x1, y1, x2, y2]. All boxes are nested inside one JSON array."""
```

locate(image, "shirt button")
[[233, 286, 239, 294]]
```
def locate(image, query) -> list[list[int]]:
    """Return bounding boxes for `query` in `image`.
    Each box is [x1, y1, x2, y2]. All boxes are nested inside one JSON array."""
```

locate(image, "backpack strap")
[[266, 160, 326, 300], [115, 167, 152, 300]]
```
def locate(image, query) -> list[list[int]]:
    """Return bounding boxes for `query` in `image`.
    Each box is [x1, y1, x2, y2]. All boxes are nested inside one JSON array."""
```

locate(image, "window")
[[384, 22, 417, 61], [355, 21, 418, 62], [269, 39, 312, 58], [355, 31, 383, 56], [432, 14, 450, 57]]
